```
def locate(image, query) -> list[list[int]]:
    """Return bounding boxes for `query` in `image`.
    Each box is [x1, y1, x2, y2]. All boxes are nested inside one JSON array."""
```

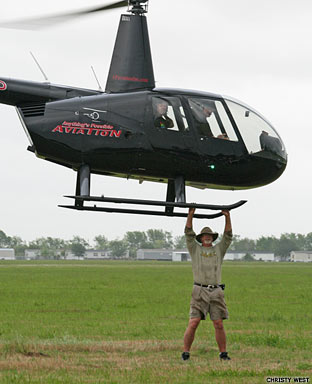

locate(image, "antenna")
[[91, 66, 103, 92], [30, 51, 49, 82]]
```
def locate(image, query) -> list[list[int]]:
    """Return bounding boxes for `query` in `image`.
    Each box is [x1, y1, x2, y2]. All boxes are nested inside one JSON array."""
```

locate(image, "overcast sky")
[[0, 0, 311, 244]]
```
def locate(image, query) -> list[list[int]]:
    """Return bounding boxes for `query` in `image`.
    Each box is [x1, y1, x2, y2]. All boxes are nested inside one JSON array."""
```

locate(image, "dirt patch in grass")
[[0, 339, 310, 377], [41, 339, 181, 354]]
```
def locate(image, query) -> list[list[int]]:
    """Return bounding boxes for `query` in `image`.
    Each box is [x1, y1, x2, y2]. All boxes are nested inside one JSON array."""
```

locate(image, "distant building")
[[290, 251, 312, 262], [137, 249, 173, 261], [0, 248, 15, 260], [224, 252, 246, 261], [63, 249, 129, 260], [137, 249, 190, 261], [25, 249, 41, 260], [172, 250, 190, 262], [225, 251, 275, 262], [63, 251, 84, 260], [84, 249, 112, 259], [252, 252, 275, 262]]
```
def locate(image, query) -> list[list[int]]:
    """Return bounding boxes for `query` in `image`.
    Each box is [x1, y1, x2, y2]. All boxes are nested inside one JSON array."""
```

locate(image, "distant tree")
[[27, 237, 66, 259], [242, 253, 255, 261], [47, 237, 66, 250], [146, 229, 173, 249], [124, 231, 149, 257], [275, 233, 298, 259], [70, 236, 89, 257], [7, 236, 27, 256], [304, 232, 312, 250], [295, 233, 306, 251], [109, 240, 128, 258], [0, 230, 8, 247], [174, 235, 186, 249], [255, 236, 279, 253], [94, 235, 109, 250], [40, 245, 54, 259], [229, 235, 256, 252]]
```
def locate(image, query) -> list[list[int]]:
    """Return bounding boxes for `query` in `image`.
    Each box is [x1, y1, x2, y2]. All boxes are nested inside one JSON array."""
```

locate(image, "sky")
[[0, 0, 311, 245]]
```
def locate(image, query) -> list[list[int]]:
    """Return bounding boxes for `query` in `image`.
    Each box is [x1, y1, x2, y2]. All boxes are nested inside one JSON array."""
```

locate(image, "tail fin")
[[105, 14, 155, 93]]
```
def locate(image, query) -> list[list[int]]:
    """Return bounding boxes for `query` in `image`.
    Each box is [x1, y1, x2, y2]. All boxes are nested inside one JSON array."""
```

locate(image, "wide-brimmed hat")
[[196, 227, 218, 243]]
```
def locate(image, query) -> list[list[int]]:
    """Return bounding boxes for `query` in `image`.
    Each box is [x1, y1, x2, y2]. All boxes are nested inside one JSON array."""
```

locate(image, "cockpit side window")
[[188, 98, 238, 141], [152, 97, 189, 132]]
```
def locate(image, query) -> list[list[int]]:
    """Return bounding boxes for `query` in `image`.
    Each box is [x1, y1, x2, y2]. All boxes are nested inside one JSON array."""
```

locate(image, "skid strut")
[[75, 164, 90, 207]]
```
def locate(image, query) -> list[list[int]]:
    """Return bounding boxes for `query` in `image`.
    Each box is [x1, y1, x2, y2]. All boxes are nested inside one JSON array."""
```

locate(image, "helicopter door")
[[187, 97, 246, 158], [147, 95, 199, 173], [149, 96, 193, 148]]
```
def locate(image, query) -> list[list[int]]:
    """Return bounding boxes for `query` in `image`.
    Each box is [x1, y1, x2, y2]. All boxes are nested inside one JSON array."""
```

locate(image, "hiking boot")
[[219, 352, 231, 360], [181, 352, 190, 361]]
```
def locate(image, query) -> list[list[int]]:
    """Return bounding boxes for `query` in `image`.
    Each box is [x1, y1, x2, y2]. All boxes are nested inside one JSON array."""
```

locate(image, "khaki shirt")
[[185, 226, 232, 285]]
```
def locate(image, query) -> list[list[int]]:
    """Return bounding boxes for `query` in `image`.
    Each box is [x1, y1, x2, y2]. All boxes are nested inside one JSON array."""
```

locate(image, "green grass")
[[0, 260, 311, 383]]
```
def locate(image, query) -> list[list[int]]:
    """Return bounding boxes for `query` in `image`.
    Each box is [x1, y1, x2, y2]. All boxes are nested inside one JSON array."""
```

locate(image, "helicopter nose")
[[222, 96, 287, 182], [249, 143, 287, 187], [258, 130, 287, 160]]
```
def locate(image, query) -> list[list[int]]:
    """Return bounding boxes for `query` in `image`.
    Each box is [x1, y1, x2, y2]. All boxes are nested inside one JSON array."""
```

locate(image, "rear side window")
[[152, 97, 189, 132]]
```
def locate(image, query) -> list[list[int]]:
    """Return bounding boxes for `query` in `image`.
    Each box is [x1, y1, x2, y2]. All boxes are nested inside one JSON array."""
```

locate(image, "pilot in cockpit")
[[190, 101, 214, 137], [154, 99, 174, 129]]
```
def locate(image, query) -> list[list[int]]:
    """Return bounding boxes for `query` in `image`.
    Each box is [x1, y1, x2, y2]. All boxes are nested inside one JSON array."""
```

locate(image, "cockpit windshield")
[[224, 98, 287, 160], [188, 95, 286, 160]]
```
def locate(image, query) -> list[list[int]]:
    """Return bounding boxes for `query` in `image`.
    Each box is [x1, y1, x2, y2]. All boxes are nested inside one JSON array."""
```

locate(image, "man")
[[154, 100, 174, 129], [196, 106, 214, 137], [188, 99, 214, 137], [182, 207, 232, 361]]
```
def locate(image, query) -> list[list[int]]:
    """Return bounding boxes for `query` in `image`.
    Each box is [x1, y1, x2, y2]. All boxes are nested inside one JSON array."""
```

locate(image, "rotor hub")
[[128, 0, 148, 15]]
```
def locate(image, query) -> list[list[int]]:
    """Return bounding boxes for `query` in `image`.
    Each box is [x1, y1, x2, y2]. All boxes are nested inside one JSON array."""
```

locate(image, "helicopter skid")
[[59, 196, 247, 219]]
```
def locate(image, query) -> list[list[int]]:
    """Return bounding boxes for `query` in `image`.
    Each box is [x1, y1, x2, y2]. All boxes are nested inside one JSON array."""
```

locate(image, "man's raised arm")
[[186, 207, 195, 229], [222, 210, 232, 233], [219, 210, 232, 255], [185, 207, 197, 254]]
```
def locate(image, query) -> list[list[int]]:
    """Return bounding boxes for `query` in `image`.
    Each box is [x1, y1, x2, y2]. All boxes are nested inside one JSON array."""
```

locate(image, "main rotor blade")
[[0, 1, 128, 30]]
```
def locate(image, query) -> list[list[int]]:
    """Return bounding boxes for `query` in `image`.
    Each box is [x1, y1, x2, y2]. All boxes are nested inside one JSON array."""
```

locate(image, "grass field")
[[0, 260, 311, 383]]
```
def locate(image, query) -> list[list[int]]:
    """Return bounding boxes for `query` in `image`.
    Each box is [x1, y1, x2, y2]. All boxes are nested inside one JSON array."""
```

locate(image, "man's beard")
[[202, 239, 212, 246]]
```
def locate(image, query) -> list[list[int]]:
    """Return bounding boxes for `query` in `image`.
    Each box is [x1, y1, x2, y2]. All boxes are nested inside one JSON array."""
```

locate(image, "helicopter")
[[0, 0, 287, 219]]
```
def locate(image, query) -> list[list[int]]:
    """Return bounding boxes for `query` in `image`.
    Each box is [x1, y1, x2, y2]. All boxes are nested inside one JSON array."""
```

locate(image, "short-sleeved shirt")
[[185, 226, 232, 285]]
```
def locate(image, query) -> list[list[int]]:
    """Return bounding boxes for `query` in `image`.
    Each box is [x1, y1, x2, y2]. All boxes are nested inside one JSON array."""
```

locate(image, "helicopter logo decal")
[[0, 80, 7, 90], [85, 111, 100, 120], [82, 107, 107, 122], [52, 121, 121, 138]]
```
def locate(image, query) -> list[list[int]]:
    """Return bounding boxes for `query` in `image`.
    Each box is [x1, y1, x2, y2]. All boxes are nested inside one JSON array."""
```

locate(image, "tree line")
[[1, 229, 311, 259], [0, 229, 184, 258]]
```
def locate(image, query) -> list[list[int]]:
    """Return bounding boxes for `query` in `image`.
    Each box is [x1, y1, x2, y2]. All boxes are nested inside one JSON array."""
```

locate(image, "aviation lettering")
[[52, 126, 63, 133], [51, 121, 121, 138]]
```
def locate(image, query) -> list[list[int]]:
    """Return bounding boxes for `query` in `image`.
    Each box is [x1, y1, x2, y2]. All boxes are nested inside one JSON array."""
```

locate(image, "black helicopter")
[[0, 0, 287, 218]]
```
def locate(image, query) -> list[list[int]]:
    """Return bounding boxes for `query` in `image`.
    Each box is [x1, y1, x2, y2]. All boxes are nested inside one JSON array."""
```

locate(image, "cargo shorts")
[[189, 285, 229, 321]]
